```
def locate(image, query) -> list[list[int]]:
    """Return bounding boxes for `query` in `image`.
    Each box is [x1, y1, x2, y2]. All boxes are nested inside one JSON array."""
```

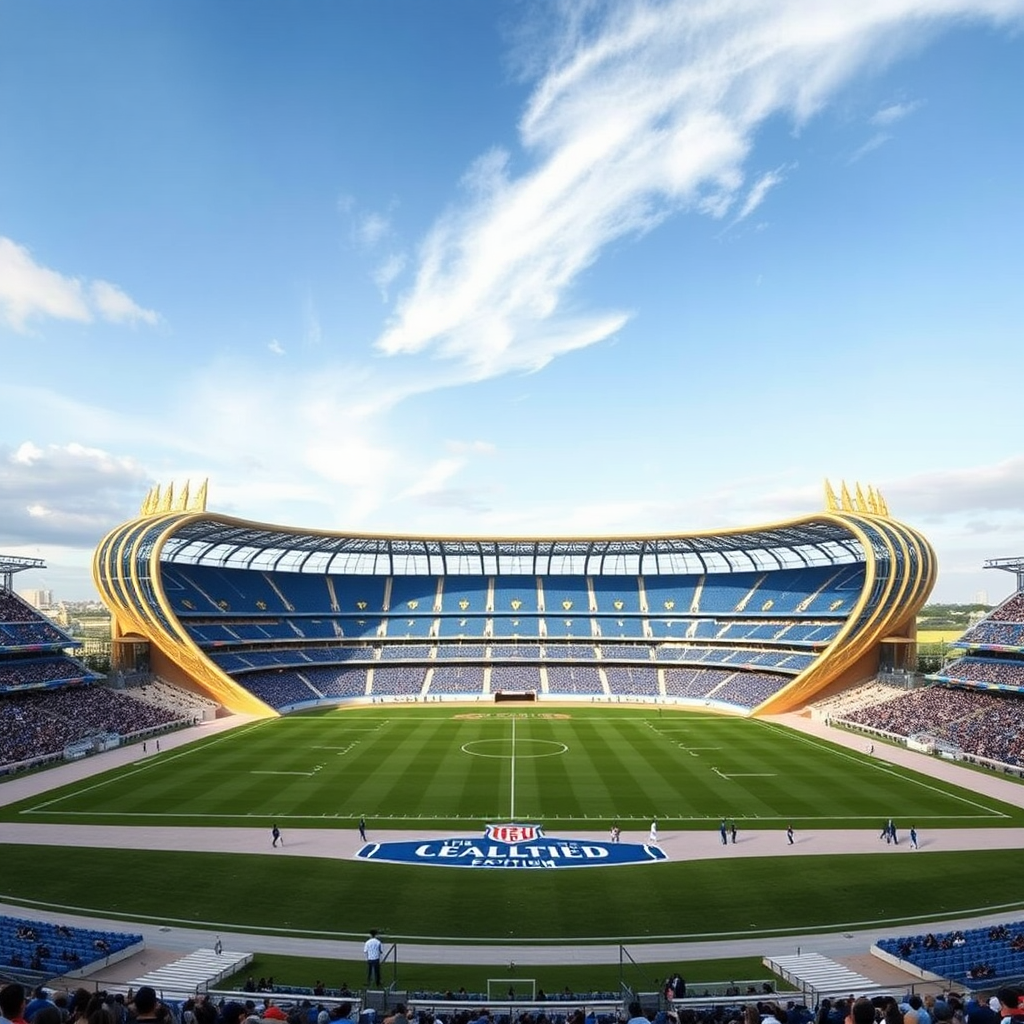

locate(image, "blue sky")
[[1, 0, 1022, 604]]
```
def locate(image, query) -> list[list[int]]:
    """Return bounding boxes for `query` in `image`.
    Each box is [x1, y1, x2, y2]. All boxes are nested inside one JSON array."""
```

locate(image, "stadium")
[[91, 479, 933, 717], [4, 484, 1024, 1007]]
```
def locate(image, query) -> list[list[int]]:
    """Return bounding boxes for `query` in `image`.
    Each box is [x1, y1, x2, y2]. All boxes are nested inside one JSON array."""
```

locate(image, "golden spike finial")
[[824, 479, 839, 512], [854, 482, 868, 513], [877, 489, 890, 517], [839, 480, 854, 512], [158, 482, 174, 513], [191, 478, 209, 512], [150, 484, 162, 516], [176, 480, 191, 512]]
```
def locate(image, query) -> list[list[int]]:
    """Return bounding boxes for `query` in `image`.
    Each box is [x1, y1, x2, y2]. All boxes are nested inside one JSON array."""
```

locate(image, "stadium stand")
[[428, 664, 486, 694], [136, 563, 856, 712], [838, 685, 1024, 769], [0, 686, 185, 770], [874, 921, 1024, 989], [935, 587, 1024, 691], [0, 914, 142, 977], [92, 483, 935, 716], [0, 557, 202, 772]]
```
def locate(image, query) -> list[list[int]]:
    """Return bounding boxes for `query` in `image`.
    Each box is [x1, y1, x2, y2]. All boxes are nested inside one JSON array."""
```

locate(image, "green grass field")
[[3, 707, 1024, 944], [3, 707, 1020, 829]]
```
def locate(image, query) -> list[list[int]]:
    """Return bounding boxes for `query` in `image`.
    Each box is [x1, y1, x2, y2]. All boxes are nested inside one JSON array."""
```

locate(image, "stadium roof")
[[0, 554, 46, 574], [0, 554, 46, 592], [154, 513, 866, 576]]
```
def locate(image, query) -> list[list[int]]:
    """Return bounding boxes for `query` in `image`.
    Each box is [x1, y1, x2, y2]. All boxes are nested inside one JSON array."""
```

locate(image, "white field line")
[[11, 809, 1006, 822], [755, 719, 1011, 819], [24, 720, 271, 813], [510, 716, 517, 819]]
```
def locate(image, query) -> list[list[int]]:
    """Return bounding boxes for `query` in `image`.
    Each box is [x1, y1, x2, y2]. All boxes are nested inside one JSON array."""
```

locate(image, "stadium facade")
[[92, 481, 935, 718]]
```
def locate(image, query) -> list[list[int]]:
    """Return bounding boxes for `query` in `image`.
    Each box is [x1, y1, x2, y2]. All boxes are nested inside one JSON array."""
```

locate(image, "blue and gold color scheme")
[[93, 480, 935, 718]]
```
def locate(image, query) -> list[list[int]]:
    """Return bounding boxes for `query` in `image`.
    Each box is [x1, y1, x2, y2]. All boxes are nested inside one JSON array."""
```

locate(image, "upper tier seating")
[[154, 562, 863, 712], [939, 657, 1024, 688]]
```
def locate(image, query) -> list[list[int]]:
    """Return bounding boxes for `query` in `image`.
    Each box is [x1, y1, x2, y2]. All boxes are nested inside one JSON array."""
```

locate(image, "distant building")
[[18, 588, 54, 609], [974, 590, 989, 606]]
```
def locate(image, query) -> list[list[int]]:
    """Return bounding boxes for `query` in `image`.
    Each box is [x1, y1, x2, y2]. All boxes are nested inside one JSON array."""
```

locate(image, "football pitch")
[[4, 706, 1024, 944], [3, 706, 1020, 828]]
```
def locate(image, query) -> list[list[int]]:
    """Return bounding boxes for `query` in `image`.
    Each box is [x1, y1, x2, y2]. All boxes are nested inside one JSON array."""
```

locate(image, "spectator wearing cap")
[[262, 1005, 287, 1022]]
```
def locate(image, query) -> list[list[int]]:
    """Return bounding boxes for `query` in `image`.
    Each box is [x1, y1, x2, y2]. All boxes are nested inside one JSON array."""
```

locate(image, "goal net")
[[487, 978, 537, 1001]]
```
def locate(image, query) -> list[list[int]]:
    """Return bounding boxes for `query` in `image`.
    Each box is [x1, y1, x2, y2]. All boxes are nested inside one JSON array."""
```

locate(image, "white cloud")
[[734, 168, 786, 222], [446, 439, 497, 456], [268, 338, 285, 355], [358, 212, 391, 247], [0, 237, 91, 330], [849, 131, 892, 163], [374, 0, 1024, 380], [89, 279, 160, 326], [400, 457, 466, 499], [372, 252, 407, 301], [13, 441, 44, 465], [0, 441, 149, 548], [883, 456, 1024, 517], [871, 99, 923, 125], [0, 236, 160, 332]]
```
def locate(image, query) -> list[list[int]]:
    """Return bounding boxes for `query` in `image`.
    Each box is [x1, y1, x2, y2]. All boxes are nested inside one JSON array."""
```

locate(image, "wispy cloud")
[[849, 132, 892, 163], [89, 280, 160, 327], [734, 167, 786, 223], [358, 212, 391, 247], [268, 339, 285, 355], [375, 0, 1020, 380], [850, 98, 924, 161], [871, 99, 923, 126], [372, 252, 407, 301], [0, 237, 160, 332]]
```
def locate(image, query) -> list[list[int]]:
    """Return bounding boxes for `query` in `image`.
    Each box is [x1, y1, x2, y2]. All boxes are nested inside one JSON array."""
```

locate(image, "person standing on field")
[[364, 929, 383, 986]]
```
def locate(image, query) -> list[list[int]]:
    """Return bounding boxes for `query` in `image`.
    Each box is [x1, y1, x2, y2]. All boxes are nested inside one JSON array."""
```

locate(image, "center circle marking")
[[461, 739, 569, 759]]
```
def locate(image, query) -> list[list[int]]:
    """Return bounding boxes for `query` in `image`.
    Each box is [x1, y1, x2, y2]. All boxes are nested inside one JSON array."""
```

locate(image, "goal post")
[[487, 978, 536, 1001]]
